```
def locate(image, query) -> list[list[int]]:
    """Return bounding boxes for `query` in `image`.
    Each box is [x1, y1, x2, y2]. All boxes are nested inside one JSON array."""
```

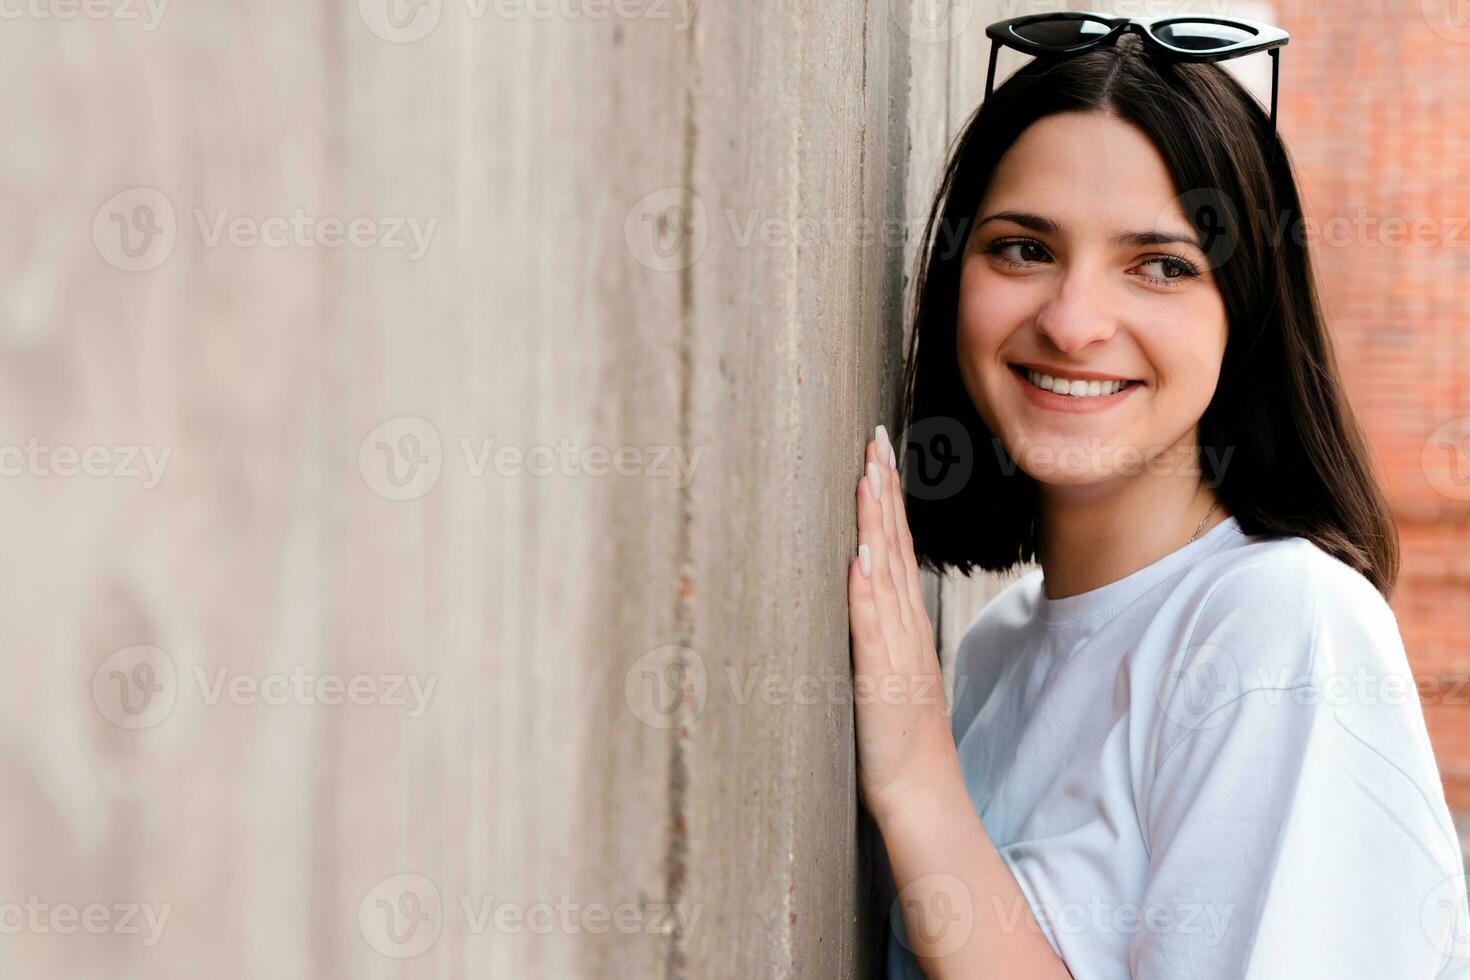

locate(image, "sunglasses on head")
[[984, 12, 1291, 136]]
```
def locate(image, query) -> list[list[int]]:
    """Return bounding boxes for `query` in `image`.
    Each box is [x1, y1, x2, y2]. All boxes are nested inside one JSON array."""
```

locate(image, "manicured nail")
[[876, 425, 893, 468], [858, 544, 871, 578], [867, 462, 882, 500]]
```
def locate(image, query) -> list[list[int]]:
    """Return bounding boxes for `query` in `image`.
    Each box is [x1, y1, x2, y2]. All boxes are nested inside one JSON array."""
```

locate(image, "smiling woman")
[[846, 21, 1469, 980]]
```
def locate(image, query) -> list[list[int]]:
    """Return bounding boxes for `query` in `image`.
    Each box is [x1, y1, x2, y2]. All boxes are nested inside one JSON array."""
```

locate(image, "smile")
[[1008, 363, 1143, 413]]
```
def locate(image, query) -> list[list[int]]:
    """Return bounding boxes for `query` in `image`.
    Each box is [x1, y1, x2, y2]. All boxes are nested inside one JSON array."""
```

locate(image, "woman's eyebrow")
[[975, 210, 1204, 252]]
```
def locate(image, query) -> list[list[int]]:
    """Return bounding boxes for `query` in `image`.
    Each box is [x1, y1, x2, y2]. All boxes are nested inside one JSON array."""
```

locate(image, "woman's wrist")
[[867, 741, 968, 833]]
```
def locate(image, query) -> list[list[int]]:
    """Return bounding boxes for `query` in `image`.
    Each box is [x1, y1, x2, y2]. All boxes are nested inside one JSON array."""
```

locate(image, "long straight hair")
[[898, 36, 1400, 597]]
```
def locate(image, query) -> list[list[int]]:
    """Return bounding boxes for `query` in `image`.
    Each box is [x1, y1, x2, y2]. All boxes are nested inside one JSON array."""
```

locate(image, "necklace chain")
[[1187, 500, 1221, 544]]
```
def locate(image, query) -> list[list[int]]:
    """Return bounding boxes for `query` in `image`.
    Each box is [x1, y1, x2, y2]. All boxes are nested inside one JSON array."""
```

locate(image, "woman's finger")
[[857, 441, 905, 664], [888, 447, 929, 640], [847, 550, 885, 672], [873, 427, 911, 631]]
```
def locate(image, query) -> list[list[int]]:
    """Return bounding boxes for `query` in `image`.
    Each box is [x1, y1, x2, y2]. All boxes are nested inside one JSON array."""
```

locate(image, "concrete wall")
[[0, 1, 1264, 977]]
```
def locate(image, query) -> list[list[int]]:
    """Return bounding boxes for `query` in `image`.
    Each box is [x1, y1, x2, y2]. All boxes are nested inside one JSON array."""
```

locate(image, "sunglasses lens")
[[1153, 19, 1257, 51], [1012, 16, 1114, 47]]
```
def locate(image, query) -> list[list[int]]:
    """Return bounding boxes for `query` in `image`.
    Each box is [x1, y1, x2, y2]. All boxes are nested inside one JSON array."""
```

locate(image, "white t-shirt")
[[885, 514, 1470, 979]]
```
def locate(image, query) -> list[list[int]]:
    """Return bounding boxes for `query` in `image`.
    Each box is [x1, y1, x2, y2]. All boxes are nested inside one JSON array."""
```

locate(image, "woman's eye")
[[1136, 255, 1203, 285], [984, 238, 1050, 267], [983, 238, 1204, 287]]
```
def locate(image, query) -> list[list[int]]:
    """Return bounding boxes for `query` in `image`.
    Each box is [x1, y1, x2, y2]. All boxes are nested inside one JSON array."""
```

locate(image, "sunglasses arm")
[[1269, 47, 1280, 139], [985, 39, 999, 101]]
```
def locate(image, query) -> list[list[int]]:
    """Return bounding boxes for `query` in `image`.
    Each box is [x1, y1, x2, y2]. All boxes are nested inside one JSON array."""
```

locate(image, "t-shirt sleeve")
[[1131, 553, 1469, 979]]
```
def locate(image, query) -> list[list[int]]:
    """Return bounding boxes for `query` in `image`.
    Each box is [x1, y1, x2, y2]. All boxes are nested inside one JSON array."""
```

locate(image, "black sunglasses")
[[985, 12, 1291, 136]]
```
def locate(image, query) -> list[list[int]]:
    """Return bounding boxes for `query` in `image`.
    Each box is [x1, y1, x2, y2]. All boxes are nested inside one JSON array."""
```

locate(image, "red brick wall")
[[1271, 1, 1470, 809]]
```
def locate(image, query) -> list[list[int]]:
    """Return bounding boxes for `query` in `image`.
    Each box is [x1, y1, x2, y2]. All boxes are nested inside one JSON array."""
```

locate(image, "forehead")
[[980, 111, 1192, 235]]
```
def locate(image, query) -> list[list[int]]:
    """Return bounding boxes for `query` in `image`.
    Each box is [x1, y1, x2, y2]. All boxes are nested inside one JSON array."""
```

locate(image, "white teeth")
[[1025, 369, 1131, 398]]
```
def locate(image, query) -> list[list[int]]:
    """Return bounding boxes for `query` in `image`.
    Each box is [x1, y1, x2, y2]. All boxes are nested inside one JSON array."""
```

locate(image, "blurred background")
[[0, 0, 1465, 977]]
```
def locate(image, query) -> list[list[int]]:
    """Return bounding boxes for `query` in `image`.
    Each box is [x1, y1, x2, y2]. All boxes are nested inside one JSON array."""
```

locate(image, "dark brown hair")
[[897, 36, 1399, 597]]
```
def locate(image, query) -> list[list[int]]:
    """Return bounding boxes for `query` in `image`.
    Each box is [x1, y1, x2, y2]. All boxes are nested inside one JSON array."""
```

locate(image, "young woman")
[[848, 23, 1469, 980]]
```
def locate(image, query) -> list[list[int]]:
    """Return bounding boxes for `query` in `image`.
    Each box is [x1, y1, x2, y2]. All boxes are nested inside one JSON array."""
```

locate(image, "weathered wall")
[[0, 1, 990, 977], [0, 0, 1295, 976]]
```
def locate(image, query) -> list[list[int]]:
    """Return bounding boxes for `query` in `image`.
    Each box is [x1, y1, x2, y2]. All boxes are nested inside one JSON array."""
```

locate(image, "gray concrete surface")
[[0, 1, 1034, 977]]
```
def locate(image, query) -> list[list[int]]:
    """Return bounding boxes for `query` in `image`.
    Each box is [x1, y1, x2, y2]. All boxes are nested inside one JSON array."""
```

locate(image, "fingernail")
[[858, 544, 871, 578], [876, 425, 892, 467], [867, 462, 881, 500]]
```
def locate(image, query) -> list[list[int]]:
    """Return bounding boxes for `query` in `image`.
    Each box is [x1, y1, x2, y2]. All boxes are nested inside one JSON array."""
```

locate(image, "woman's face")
[[957, 110, 1228, 488]]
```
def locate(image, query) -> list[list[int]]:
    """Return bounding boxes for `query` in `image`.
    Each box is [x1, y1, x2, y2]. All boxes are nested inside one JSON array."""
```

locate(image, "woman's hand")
[[848, 425, 962, 826]]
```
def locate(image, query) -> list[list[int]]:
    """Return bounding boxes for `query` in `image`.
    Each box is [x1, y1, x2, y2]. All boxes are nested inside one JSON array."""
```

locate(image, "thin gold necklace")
[[1187, 500, 1222, 544]]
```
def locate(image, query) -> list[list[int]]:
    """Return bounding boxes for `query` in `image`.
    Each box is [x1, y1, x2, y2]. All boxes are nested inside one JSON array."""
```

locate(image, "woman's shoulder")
[[1175, 526, 1400, 679], [1155, 526, 1461, 872]]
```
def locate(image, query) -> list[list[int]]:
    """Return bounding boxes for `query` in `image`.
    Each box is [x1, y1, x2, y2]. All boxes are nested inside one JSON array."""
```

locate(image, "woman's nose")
[[1032, 265, 1119, 354]]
